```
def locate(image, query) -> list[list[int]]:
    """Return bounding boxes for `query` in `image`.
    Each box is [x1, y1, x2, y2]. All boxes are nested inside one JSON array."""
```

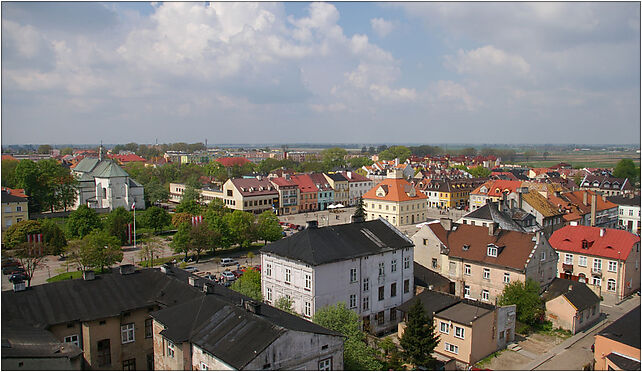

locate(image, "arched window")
[[607, 279, 616, 292]]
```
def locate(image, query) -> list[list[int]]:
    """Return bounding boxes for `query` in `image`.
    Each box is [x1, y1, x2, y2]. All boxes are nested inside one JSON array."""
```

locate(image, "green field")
[[516, 150, 640, 169]]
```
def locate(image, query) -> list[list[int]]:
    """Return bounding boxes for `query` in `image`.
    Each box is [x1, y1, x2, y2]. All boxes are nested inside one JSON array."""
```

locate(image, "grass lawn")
[[47, 268, 110, 283]]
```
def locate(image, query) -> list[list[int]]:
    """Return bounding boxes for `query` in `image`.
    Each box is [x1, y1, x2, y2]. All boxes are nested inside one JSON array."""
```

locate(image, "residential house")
[[261, 219, 415, 335], [397, 290, 516, 366], [469, 180, 522, 211], [548, 190, 619, 228], [323, 173, 349, 206], [417, 179, 485, 209], [412, 220, 558, 303], [593, 306, 640, 370], [549, 225, 640, 303], [580, 175, 634, 196], [222, 178, 280, 214], [309, 173, 335, 211], [1, 188, 29, 235], [542, 278, 601, 334], [504, 187, 565, 236], [270, 175, 300, 215], [1, 324, 83, 370], [72, 146, 145, 211], [607, 195, 641, 235], [340, 171, 374, 206], [213, 156, 251, 168], [291, 174, 319, 213], [458, 202, 536, 233], [362, 170, 428, 227]]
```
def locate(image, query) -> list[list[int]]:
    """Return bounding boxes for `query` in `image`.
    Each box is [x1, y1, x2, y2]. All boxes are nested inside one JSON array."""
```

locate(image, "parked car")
[[2, 258, 20, 268], [220, 258, 238, 267], [183, 266, 198, 273], [203, 274, 217, 281], [9, 273, 25, 283], [232, 270, 244, 278], [2, 265, 21, 275], [221, 271, 236, 281]]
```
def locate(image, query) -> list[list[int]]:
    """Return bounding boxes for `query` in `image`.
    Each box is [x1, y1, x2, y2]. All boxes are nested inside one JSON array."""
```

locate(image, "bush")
[[516, 322, 531, 335]]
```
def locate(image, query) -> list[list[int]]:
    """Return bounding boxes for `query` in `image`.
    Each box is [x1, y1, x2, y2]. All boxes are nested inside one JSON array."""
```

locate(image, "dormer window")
[[487, 245, 498, 257], [463, 244, 470, 251], [581, 240, 589, 249]]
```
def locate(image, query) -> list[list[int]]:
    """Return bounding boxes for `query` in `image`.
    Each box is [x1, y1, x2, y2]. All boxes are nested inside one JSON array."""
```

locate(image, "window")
[[449, 261, 456, 275], [305, 301, 311, 317], [608, 261, 618, 273], [97, 339, 111, 367], [464, 285, 470, 298], [378, 286, 385, 301], [145, 318, 153, 338], [266, 263, 272, 277], [454, 326, 465, 339], [481, 290, 489, 301], [64, 334, 79, 347], [403, 279, 410, 293], [121, 323, 135, 344], [464, 264, 471, 276], [363, 296, 369, 310], [199, 362, 209, 371], [483, 268, 490, 280], [350, 268, 357, 283], [593, 277, 602, 287], [487, 246, 498, 257], [363, 278, 369, 291], [391, 283, 397, 297], [432, 258, 438, 269], [305, 274, 312, 290], [377, 311, 385, 325], [319, 358, 332, 371], [578, 256, 587, 267], [378, 262, 385, 276], [16, 206, 22, 212], [285, 268, 291, 283], [593, 259, 602, 272], [349, 294, 357, 308], [122, 359, 136, 371], [607, 279, 616, 292], [564, 254, 574, 265], [266, 287, 272, 302], [439, 321, 449, 334], [390, 308, 397, 322], [391, 259, 397, 273], [423, 239, 428, 245], [445, 343, 459, 354], [404, 256, 410, 269], [541, 251, 546, 261], [167, 340, 175, 358], [503, 273, 510, 284]]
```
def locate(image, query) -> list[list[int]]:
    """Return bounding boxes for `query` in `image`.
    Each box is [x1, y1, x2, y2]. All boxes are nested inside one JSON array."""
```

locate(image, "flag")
[[191, 215, 203, 225], [131, 202, 136, 210]]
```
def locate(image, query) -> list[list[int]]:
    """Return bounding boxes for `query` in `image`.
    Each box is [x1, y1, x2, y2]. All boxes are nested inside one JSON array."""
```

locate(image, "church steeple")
[[99, 141, 104, 161]]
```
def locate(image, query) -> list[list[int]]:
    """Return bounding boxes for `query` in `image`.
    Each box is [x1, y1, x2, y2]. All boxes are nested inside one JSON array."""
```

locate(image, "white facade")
[[262, 247, 414, 335], [618, 204, 641, 234], [347, 180, 374, 206]]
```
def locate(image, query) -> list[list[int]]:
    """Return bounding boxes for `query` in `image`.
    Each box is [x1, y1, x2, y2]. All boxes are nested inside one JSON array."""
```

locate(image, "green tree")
[[188, 222, 216, 262], [458, 147, 477, 156], [1, 159, 19, 188], [469, 166, 492, 178], [224, 210, 256, 248], [2, 220, 41, 249], [145, 179, 169, 206], [257, 158, 283, 174], [181, 185, 202, 203], [37, 144, 52, 154], [275, 296, 294, 314], [378, 337, 404, 370], [40, 219, 67, 257], [498, 279, 543, 326], [15, 160, 42, 211], [175, 199, 203, 215], [60, 147, 74, 156], [84, 230, 123, 272], [353, 197, 365, 220], [204, 198, 230, 219], [613, 159, 637, 181], [66, 205, 102, 239], [256, 211, 282, 243], [400, 299, 440, 369], [348, 157, 374, 169], [206, 214, 232, 252], [313, 303, 383, 370], [67, 239, 95, 272], [171, 222, 192, 261], [321, 147, 348, 169], [104, 207, 133, 245], [379, 146, 411, 162], [139, 206, 171, 233], [230, 269, 263, 301], [171, 212, 192, 228]]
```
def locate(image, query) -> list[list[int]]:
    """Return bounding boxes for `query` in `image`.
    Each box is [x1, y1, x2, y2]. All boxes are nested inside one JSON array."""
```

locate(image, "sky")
[[1, 2, 640, 145]]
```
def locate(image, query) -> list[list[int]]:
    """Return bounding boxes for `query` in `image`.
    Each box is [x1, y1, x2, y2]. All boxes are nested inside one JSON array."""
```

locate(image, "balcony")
[[591, 267, 602, 276], [562, 263, 573, 273]]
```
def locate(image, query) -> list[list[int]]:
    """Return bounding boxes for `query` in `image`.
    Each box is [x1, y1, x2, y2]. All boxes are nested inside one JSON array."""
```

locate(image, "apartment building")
[[323, 173, 349, 206], [412, 220, 558, 303], [340, 171, 374, 206], [309, 173, 335, 211], [1, 188, 29, 235], [549, 225, 640, 303], [261, 219, 414, 335], [548, 190, 618, 228], [580, 174, 634, 196], [417, 179, 486, 209], [362, 170, 428, 227], [290, 174, 319, 213], [607, 195, 641, 235], [469, 180, 523, 211], [270, 175, 300, 215], [593, 306, 640, 370], [223, 178, 279, 214]]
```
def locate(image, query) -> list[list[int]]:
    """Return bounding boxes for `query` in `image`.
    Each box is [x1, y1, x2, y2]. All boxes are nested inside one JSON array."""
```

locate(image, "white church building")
[[72, 147, 145, 211]]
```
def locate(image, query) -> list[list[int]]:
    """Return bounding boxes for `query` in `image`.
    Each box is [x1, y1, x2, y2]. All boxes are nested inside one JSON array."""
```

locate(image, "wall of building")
[[594, 335, 641, 371], [191, 345, 234, 370], [365, 199, 427, 227], [545, 296, 600, 334], [1, 356, 81, 370], [412, 226, 444, 273], [261, 254, 315, 318], [618, 205, 641, 234], [153, 320, 190, 371], [523, 234, 558, 288], [495, 305, 516, 348], [1, 200, 29, 237]]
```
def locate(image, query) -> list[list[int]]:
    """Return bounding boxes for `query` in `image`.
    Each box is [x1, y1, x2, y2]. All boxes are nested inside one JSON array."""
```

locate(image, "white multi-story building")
[[341, 171, 374, 206], [261, 219, 415, 335], [607, 195, 641, 235]]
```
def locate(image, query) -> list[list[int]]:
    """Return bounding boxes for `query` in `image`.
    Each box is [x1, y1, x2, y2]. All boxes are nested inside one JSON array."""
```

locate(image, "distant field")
[[517, 151, 640, 169]]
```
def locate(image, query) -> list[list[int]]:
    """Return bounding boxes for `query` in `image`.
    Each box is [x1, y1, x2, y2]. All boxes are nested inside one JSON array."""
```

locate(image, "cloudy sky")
[[2, 2, 640, 145]]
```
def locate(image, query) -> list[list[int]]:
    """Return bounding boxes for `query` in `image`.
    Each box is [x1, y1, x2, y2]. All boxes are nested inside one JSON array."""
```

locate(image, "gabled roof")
[[270, 176, 298, 188], [363, 178, 427, 202], [1, 154, 18, 161], [261, 219, 413, 266], [72, 157, 100, 173], [598, 306, 640, 349], [231, 178, 278, 196], [93, 159, 130, 178], [326, 173, 348, 182], [462, 202, 526, 232], [108, 154, 147, 163], [397, 289, 460, 317], [542, 278, 600, 311], [309, 173, 334, 191], [290, 174, 319, 193], [519, 190, 563, 217], [1, 323, 83, 359], [549, 225, 639, 261], [472, 180, 523, 197], [340, 171, 370, 182]]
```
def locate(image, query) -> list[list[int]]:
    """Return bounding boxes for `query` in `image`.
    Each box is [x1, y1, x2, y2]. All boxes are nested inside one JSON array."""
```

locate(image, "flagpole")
[[133, 203, 136, 248]]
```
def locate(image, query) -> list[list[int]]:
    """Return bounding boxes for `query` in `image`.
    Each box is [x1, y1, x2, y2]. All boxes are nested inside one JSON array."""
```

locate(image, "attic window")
[[487, 245, 498, 257], [581, 240, 589, 249], [463, 244, 470, 251], [263, 364, 271, 369]]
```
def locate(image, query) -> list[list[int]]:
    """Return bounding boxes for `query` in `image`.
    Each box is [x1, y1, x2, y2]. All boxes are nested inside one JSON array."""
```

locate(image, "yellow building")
[[362, 170, 428, 226], [2, 188, 29, 236]]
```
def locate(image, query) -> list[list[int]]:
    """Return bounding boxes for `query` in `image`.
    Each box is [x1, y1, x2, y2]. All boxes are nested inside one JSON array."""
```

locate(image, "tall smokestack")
[[591, 193, 597, 227]]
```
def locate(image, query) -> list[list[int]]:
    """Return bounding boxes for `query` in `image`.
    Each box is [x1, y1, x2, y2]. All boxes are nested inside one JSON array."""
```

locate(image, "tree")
[[458, 147, 477, 156], [37, 144, 52, 154], [145, 179, 169, 206], [2, 220, 42, 249], [40, 219, 67, 257], [469, 165, 492, 178], [1, 159, 19, 188], [138, 237, 161, 267], [224, 210, 256, 248], [313, 303, 383, 370], [60, 147, 74, 156], [104, 207, 133, 245], [140, 206, 171, 233], [175, 199, 203, 215], [275, 296, 294, 314], [67, 239, 95, 272], [204, 198, 230, 219], [171, 212, 192, 228], [321, 147, 348, 169], [379, 146, 411, 162], [613, 159, 637, 181], [353, 197, 365, 220], [348, 157, 374, 169], [523, 149, 537, 162], [188, 222, 216, 262], [181, 185, 202, 203], [84, 230, 123, 272], [378, 337, 404, 370], [66, 205, 102, 239], [498, 279, 543, 326], [230, 269, 263, 301], [206, 214, 232, 252], [12, 242, 49, 287], [400, 299, 440, 369], [56, 173, 78, 212], [171, 222, 192, 260], [256, 211, 282, 243]]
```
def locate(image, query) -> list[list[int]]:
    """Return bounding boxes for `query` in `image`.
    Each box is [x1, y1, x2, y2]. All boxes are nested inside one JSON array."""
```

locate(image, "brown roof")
[[340, 171, 370, 182], [363, 178, 427, 202], [520, 191, 563, 217], [230, 178, 278, 197], [428, 223, 538, 272]]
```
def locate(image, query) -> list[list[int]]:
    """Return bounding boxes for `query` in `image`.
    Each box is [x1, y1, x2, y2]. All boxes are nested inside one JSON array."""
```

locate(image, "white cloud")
[[370, 18, 394, 38], [428, 80, 481, 111], [445, 45, 530, 76]]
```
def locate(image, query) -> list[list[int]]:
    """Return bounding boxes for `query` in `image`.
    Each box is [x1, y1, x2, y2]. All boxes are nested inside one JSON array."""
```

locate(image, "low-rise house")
[[261, 219, 415, 335], [549, 225, 640, 303], [397, 290, 516, 366], [363, 170, 428, 227], [309, 173, 335, 211], [341, 171, 374, 206], [417, 179, 484, 209], [580, 174, 634, 196], [469, 180, 522, 211], [1, 188, 29, 235], [412, 219, 558, 303], [224, 178, 279, 214], [270, 175, 300, 215], [323, 173, 349, 206], [607, 195, 641, 235], [542, 278, 601, 334], [549, 190, 619, 228], [458, 201, 535, 233], [593, 306, 640, 370]]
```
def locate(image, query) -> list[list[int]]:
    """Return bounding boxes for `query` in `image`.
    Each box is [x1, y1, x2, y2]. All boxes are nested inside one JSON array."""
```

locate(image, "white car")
[[221, 271, 236, 281], [184, 266, 198, 273], [221, 258, 238, 267]]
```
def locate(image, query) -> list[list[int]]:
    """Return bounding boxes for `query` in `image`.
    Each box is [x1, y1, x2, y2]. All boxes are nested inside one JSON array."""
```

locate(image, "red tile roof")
[[270, 176, 298, 188], [290, 174, 319, 193], [340, 171, 370, 182], [215, 157, 250, 167], [1, 155, 18, 161], [471, 180, 523, 197], [549, 225, 640, 260], [363, 178, 427, 202], [1, 187, 28, 198], [108, 154, 147, 163]]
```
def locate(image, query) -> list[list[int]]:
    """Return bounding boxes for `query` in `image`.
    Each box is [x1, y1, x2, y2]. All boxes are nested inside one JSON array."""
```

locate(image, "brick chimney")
[[203, 282, 216, 294], [591, 193, 597, 227], [583, 191, 588, 205], [489, 222, 499, 236]]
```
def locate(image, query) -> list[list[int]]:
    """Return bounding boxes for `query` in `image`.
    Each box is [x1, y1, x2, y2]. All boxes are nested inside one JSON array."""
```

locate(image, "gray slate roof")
[[413, 262, 452, 289], [73, 157, 130, 179], [397, 290, 460, 318], [598, 305, 640, 349], [542, 278, 600, 311], [1, 192, 27, 203], [261, 219, 413, 266], [435, 301, 493, 325], [72, 157, 100, 173], [463, 202, 526, 232], [605, 353, 641, 370], [1, 323, 82, 359], [607, 195, 641, 207]]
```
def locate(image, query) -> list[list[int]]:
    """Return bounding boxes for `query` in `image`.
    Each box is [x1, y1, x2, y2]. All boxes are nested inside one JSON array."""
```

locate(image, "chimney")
[[351, 215, 365, 223], [583, 191, 588, 205], [591, 193, 597, 227], [305, 220, 318, 229], [489, 222, 498, 236], [119, 264, 135, 275], [600, 228, 605, 237], [203, 282, 215, 294], [245, 300, 262, 315], [602, 194, 606, 202], [83, 270, 95, 281], [568, 285, 573, 291], [188, 276, 199, 287], [12, 280, 26, 292], [440, 218, 452, 231]]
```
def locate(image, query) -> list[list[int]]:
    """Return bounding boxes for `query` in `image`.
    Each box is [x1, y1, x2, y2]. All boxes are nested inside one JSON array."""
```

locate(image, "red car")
[[232, 270, 244, 278]]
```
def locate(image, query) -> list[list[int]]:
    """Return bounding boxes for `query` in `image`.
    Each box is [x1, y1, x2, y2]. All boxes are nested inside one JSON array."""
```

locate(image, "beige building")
[[542, 278, 601, 334], [412, 219, 558, 303], [549, 225, 641, 304], [324, 173, 349, 206], [593, 306, 640, 370], [1, 188, 29, 237], [362, 170, 428, 227]]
